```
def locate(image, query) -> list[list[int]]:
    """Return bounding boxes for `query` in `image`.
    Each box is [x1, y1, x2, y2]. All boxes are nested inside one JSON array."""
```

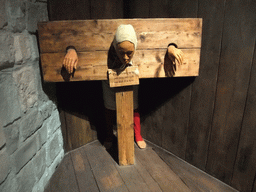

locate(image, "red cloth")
[[134, 111, 143, 142]]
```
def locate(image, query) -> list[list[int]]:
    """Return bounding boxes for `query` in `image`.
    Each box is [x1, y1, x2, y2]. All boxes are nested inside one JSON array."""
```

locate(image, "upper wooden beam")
[[38, 18, 202, 82]]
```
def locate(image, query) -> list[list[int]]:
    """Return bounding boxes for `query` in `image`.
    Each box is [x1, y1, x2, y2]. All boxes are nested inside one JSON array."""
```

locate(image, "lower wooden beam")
[[116, 87, 134, 166]]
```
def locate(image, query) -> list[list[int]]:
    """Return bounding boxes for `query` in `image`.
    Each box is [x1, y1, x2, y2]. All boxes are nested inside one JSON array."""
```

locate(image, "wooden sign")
[[38, 18, 202, 82], [108, 66, 139, 87]]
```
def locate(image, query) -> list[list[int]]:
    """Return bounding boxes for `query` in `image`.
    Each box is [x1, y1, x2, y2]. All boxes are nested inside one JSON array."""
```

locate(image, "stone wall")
[[0, 0, 64, 191]]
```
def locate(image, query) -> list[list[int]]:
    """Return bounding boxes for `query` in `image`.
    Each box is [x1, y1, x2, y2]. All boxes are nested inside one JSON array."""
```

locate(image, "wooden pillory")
[[38, 18, 202, 166]]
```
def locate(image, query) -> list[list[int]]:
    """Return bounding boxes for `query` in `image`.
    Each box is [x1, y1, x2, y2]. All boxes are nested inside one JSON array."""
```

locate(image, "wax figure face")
[[116, 41, 135, 65], [113, 24, 137, 66]]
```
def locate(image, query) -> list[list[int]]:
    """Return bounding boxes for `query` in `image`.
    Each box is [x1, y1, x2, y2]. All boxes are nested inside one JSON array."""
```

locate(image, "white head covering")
[[113, 24, 137, 50]]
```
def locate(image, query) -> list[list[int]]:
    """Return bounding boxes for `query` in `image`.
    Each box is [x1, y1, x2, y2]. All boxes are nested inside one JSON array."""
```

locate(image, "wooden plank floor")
[[45, 140, 238, 192]]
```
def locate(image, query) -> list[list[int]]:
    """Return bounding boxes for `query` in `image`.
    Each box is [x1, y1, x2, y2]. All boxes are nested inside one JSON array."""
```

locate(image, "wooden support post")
[[116, 87, 134, 166]]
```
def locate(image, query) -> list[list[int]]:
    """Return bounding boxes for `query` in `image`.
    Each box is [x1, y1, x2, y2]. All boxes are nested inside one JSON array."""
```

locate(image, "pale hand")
[[167, 45, 184, 66], [63, 49, 78, 74]]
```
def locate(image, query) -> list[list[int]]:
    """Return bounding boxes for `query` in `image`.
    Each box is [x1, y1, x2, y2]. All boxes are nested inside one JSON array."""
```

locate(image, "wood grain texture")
[[149, 141, 239, 192], [185, 0, 225, 170], [70, 148, 99, 191], [231, 24, 256, 191], [133, 149, 163, 191], [114, 162, 151, 191], [44, 154, 79, 192], [38, 19, 202, 53], [124, 0, 150, 18], [146, 0, 198, 160], [38, 18, 202, 82], [206, 0, 256, 184], [149, 0, 198, 19], [108, 66, 139, 88], [65, 112, 97, 150], [116, 87, 134, 165], [41, 49, 200, 82], [91, 0, 123, 19], [85, 141, 129, 192], [135, 146, 191, 191], [161, 81, 191, 158], [48, 0, 90, 21]]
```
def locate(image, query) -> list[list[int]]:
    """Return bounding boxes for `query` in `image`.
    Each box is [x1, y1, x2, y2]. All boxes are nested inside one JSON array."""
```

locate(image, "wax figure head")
[[113, 24, 137, 65]]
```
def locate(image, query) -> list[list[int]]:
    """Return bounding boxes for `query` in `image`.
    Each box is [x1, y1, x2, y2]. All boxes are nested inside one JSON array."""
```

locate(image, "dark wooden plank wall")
[[127, 0, 256, 191], [47, 0, 256, 191]]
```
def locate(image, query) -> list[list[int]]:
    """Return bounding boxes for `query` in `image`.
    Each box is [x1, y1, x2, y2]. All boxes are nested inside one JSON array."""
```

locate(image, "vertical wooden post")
[[116, 87, 134, 166]]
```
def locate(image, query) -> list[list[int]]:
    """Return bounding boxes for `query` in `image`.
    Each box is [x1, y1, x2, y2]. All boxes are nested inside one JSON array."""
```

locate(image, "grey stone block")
[[33, 147, 46, 181], [46, 129, 63, 166], [0, 171, 18, 192], [0, 149, 10, 184], [0, 0, 7, 29], [20, 108, 43, 141], [16, 159, 36, 192], [12, 134, 38, 173], [0, 72, 21, 126], [43, 148, 64, 187], [39, 101, 53, 120], [0, 127, 6, 149], [13, 66, 39, 113], [3, 123, 19, 154], [47, 109, 61, 138], [6, 0, 26, 32], [13, 32, 32, 65], [0, 31, 14, 70], [27, 2, 48, 33], [38, 121, 47, 147], [29, 34, 39, 61], [32, 183, 44, 192]]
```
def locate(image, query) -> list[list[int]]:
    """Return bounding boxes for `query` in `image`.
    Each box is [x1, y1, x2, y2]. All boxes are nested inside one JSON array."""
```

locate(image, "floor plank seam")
[[155, 152, 192, 191], [84, 146, 104, 192], [134, 163, 156, 191], [69, 153, 82, 192], [135, 154, 164, 192], [113, 162, 131, 192]]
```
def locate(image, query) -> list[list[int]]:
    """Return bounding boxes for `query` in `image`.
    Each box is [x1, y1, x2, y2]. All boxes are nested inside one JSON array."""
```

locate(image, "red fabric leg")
[[134, 111, 143, 142]]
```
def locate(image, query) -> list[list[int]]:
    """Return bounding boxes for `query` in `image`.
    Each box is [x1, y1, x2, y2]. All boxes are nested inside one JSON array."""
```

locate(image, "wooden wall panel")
[[56, 81, 104, 151], [231, 25, 256, 191], [206, 0, 256, 184], [149, 0, 198, 19], [158, 0, 198, 159], [185, 0, 225, 170], [123, 0, 149, 18], [48, 0, 91, 20], [91, 0, 123, 19], [65, 112, 97, 149], [141, 0, 198, 159]]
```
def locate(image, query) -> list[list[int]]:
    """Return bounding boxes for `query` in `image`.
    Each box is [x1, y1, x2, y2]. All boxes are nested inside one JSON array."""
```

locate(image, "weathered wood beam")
[[38, 18, 202, 82], [38, 18, 202, 52], [41, 49, 200, 82], [116, 87, 134, 166]]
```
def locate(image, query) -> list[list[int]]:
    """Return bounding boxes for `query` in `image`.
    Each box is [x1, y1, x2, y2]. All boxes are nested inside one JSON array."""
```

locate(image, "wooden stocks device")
[[38, 18, 202, 165]]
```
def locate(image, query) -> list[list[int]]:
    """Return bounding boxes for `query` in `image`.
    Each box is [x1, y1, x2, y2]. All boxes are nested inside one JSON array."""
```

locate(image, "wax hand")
[[63, 49, 78, 74], [167, 45, 184, 66]]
